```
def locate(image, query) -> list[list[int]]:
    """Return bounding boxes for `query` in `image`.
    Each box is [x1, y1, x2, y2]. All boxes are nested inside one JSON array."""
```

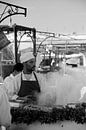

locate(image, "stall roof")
[[0, 24, 35, 32]]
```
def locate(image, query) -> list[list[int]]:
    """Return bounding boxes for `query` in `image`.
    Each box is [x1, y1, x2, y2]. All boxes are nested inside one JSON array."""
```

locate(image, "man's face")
[[23, 58, 35, 74]]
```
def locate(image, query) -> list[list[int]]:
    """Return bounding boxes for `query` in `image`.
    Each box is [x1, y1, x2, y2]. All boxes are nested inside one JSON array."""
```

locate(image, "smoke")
[[37, 66, 86, 106]]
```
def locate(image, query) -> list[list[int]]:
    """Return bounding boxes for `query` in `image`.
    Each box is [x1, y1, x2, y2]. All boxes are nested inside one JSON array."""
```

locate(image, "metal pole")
[[33, 28, 36, 57], [32, 28, 36, 70], [13, 24, 18, 63]]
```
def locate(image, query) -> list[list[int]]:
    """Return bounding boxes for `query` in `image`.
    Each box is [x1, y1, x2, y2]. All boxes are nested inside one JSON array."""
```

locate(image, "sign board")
[[0, 31, 10, 50]]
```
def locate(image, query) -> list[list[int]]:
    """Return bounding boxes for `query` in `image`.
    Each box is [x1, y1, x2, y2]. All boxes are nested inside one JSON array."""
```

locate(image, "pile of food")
[[11, 102, 86, 125]]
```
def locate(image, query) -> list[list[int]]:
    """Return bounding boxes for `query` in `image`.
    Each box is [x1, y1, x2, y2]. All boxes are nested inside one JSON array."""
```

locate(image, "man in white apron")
[[10, 52, 41, 104]]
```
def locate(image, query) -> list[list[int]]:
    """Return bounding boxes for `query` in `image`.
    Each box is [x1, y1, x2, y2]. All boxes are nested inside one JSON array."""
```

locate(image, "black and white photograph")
[[0, 0, 86, 130]]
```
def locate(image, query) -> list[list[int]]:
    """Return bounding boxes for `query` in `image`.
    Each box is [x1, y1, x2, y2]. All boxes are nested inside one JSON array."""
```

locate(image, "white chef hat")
[[20, 51, 35, 63]]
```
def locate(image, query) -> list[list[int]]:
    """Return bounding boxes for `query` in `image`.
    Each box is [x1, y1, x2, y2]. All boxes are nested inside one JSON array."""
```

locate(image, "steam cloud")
[[37, 65, 86, 106]]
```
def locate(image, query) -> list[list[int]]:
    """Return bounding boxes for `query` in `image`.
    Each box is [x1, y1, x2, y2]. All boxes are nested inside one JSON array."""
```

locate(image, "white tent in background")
[[65, 52, 86, 67]]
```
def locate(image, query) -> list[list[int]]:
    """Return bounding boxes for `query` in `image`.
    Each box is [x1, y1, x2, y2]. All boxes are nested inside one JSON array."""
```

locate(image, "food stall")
[[10, 102, 86, 130], [1, 24, 86, 130]]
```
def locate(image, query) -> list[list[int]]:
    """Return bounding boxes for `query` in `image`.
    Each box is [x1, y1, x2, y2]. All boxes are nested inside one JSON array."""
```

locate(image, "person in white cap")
[[3, 63, 23, 100], [13, 51, 41, 103]]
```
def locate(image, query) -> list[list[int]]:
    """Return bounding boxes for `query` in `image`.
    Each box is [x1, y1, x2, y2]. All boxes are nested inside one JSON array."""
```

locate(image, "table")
[[10, 102, 86, 130]]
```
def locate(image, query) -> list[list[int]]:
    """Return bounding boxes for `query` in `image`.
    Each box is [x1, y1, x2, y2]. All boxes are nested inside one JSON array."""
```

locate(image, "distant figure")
[[4, 63, 23, 100], [0, 75, 3, 83], [79, 86, 86, 101]]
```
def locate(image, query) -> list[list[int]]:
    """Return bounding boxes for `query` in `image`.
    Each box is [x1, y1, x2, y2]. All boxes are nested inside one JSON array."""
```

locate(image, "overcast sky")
[[1, 0, 86, 34]]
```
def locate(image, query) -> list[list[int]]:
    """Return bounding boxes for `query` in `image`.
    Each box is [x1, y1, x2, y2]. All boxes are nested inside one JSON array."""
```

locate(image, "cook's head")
[[20, 51, 35, 74]]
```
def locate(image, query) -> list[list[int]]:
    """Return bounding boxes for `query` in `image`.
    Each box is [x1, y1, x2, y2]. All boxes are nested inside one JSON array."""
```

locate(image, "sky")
[[0, 0, 86, 34]]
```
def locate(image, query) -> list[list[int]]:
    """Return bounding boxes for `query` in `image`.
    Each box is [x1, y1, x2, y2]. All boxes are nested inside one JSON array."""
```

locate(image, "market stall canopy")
[[0, 30, 10, 50]]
